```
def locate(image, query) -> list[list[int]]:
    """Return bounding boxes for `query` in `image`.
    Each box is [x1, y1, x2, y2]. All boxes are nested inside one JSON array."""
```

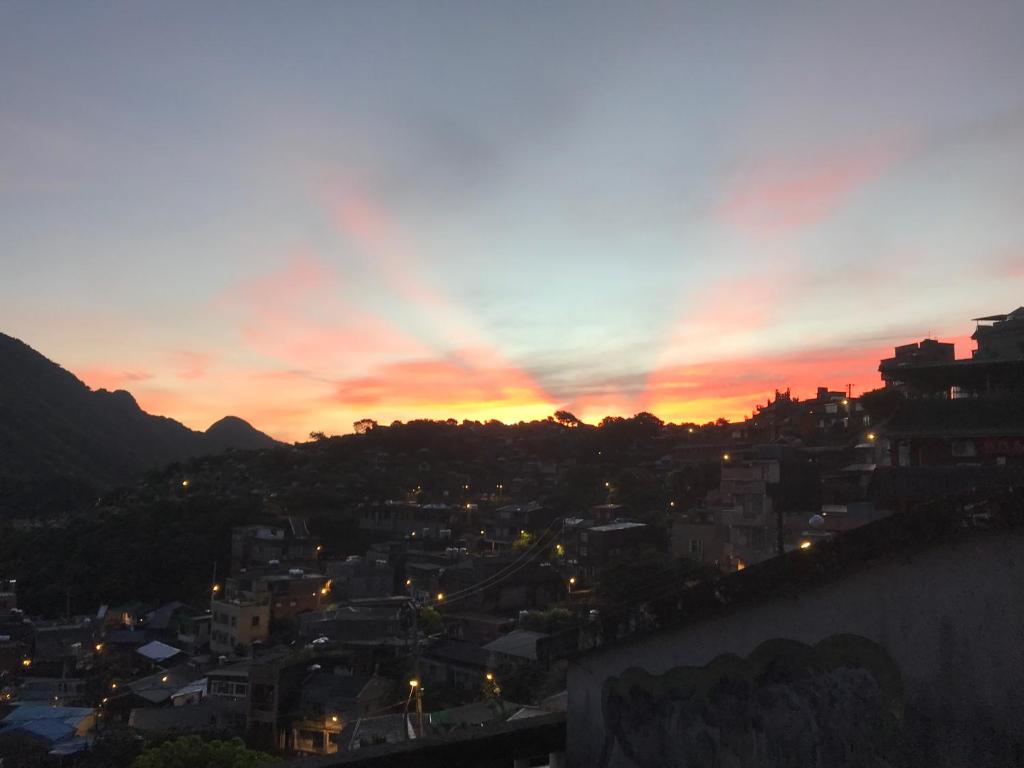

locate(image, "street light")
[[408, 679, 419, 689], [799, 541, 812, 550], [436, 592, 445, 602]]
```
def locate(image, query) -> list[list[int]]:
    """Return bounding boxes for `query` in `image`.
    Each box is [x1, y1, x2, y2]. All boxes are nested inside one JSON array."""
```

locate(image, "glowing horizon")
[[3, 2, 1022, 442]]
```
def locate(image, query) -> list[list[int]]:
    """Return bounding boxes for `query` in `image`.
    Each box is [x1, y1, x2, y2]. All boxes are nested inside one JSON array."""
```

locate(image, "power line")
[[427, 522, 563, 607]]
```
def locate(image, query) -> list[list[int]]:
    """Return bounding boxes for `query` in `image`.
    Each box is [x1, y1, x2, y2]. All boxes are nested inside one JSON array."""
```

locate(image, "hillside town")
[[2, 308, 1023, 766]]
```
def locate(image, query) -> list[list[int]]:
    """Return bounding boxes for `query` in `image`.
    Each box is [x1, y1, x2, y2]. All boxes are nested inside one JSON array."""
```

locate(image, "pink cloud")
[[220, 251, 430, 372], [171, 351, 212, 381], [720, 141, 905, 232], [75, 366, 153, 391]]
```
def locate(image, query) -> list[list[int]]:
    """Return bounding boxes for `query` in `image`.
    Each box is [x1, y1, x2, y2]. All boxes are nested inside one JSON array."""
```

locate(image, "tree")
[[79, 730, 145, 768], [418, 606, 444, 636], [309, 431, 327, 441], [554, 410, 581, 428], [131, 736, 273, 768], [596, 547, 716, 637], [353, 419, 378, 435], [0, 733, 50, 768]]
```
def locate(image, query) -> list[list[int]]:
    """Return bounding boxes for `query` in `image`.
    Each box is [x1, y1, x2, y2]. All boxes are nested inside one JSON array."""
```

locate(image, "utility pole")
[[404, 600, 425, 740], [412, 604, 423, 738]]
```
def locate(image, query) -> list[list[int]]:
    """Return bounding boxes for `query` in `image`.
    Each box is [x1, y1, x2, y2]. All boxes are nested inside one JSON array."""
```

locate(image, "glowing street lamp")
[[799, 541, 812, 550]]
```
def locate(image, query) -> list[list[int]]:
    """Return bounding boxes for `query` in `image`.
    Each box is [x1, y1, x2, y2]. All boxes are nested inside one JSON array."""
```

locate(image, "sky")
[[2, 1, 1023, 441]]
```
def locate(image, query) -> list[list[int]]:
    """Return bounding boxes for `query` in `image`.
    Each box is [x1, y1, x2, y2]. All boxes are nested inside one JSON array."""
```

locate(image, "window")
[[251, 615, 260, 627], [689, 539, 703, 557], [230, 615, 237, 627]]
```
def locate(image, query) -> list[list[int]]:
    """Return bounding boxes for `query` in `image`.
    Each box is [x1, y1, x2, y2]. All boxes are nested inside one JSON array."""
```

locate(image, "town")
[[2, 307, 1022, 766]]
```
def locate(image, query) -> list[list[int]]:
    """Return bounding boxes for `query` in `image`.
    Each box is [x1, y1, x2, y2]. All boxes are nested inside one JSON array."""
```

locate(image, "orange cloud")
[[332, 350, 555, 421], [644, 343, 891, 424]]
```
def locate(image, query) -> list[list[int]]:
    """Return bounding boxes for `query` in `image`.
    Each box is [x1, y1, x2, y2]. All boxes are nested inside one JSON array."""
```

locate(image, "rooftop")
[[483, 630, 548, 660], [588, 522, 648, 533]]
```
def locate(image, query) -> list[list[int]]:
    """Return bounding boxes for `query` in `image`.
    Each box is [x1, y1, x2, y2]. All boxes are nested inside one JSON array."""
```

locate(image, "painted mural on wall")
[[599, 634, 904, 768]]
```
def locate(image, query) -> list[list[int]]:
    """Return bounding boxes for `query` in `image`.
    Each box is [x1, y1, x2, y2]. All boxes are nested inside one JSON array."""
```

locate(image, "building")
[[297, 599, 408, 650], [971, 307, 1024, 360], [0, 705, 95, 757], [0, 579, 16, 612], [288, 672, 395, 756], [357, 502, 461, 540], [482, 502, 555, 547], [231, 519, 318, 572], [210, 593, 270, 655], [325, 554, 394, 601], [574, 522, 652, 581], [878, 308, 1024, 397], [420, 639, 491, 690]]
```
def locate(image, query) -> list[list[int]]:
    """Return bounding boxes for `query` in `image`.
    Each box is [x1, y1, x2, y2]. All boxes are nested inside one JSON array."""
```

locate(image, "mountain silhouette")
[[205, 415, 280, 452], [0, 332, 281, 516]]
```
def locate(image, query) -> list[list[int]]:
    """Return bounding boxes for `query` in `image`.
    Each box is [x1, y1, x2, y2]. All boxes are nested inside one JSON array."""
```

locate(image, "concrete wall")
[[567, 528, 1024, 767]]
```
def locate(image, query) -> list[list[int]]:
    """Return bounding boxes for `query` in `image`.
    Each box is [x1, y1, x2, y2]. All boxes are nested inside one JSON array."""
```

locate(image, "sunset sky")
[[3, 2, 1023, 441]]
